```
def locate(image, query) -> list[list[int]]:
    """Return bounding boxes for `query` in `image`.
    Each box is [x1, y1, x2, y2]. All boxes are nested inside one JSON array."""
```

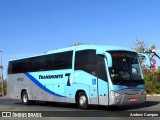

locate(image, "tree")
[[132, 39, 148, 53], [132, 38, 157, 65], [156, 66, 160, 72], [132, 38, 156, 53], [150, 44, 156, 51], [132, 38, 160, 94]]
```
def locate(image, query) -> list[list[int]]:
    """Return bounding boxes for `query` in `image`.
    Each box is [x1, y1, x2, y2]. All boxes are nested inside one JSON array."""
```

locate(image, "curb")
[[147, 94, 160, 96], [0, 93, 7, 98], [0, 95, 7, 99]]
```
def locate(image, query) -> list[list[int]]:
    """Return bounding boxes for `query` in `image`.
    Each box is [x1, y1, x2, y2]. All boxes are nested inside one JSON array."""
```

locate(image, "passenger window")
[[75, 50, 96, 76], [9, 51, 73, 74]]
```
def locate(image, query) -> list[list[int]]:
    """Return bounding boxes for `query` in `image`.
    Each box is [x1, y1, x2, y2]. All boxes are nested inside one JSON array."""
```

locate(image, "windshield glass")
[[108, 51, 143, 84]]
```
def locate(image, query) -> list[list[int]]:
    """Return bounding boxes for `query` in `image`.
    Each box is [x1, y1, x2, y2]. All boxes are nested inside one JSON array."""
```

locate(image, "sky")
[[0, 0, 160, 78]]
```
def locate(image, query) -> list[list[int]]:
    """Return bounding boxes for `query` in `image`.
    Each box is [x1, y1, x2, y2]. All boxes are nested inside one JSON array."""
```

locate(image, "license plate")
[[129, 98, 137, 102]]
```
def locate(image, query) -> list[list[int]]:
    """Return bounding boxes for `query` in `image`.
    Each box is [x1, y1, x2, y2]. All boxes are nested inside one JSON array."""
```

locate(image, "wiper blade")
[[117, 80, 127, 85]]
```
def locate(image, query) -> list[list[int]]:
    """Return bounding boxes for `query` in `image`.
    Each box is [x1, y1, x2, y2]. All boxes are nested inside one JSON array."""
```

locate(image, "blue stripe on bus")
[[24, 72, 65, 98]]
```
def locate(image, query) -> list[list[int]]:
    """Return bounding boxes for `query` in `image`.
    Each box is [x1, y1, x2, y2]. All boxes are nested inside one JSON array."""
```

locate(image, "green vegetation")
[[0, 80, 7, 95], [144, 69, 160, 94]]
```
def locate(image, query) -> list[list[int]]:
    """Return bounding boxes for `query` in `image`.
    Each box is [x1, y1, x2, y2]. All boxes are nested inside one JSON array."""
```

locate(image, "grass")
[[0, 80, 7, 95]]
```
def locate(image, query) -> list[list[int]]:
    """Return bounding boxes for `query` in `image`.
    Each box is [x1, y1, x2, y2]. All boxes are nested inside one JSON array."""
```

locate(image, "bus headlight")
[[111, 91, 122, 97]]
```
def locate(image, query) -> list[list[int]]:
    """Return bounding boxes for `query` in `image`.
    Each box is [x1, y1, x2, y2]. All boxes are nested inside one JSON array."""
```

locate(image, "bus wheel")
[[77, 92, 89, 110], [21, 91, 30, 105]]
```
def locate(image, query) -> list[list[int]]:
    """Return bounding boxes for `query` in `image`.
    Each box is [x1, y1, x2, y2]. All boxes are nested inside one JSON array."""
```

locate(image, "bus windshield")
[[108, 51, 143, 85]]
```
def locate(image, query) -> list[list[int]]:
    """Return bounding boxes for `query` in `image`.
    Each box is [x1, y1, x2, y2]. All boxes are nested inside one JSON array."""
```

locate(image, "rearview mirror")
[[96, 50, 112, 67], [138, 53, 151, 68]]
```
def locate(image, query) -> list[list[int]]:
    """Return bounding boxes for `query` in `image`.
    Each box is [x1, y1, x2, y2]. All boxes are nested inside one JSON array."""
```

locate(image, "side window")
[[12, 60, 24, 74], [22, 59, 30, 72], [9, 51, 73, 74], [97, 55, 108, 81], [75, 50, 96, 75], [46, 54, 54, 70], [53, 51, 73, 70], [29, 56, 47, 72], [8, 61, 12, 74], [24, 57, 35, 72]]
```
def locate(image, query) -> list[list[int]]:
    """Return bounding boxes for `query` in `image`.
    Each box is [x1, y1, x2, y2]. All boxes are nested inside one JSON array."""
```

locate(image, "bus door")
[[97, 56, 109, 105]]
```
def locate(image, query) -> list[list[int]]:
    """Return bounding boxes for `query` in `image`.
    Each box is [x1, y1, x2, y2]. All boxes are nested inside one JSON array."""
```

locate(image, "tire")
[[21, 91, 30, 105], [77, 92, 89, 110]]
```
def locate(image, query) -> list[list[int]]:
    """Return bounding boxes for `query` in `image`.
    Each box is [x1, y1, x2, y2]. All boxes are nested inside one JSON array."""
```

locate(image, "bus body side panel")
[[71, 70, 108, 105], [65, 84, 91, 103], [63, 70, 99, 104], [97, 78, 109, 105], [24, 69, 74, 102], [7, 74, 33, 100], [31, 84, 55, 102], [7, 75, 14, 99], [8, 69, 75, 102]]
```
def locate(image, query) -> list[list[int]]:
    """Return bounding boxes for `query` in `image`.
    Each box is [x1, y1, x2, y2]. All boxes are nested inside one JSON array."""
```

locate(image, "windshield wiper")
[[117, 80, 126, 85]]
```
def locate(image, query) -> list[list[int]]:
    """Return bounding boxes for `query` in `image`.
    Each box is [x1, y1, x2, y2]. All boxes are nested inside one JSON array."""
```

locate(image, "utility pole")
[[0, 51, 3, 96]]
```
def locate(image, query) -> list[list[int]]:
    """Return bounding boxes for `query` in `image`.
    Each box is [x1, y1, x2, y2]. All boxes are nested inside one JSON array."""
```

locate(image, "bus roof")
[[9, 45, 135, 61], [47, 45, 134, 54]]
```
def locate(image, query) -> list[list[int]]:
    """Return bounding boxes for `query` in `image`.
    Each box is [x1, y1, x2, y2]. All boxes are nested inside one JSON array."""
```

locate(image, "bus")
[[7, 45, 151, 109]]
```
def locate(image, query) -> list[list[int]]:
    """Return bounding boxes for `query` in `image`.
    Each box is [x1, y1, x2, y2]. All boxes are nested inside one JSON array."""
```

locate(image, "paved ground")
[[0, 96, 160, 120]]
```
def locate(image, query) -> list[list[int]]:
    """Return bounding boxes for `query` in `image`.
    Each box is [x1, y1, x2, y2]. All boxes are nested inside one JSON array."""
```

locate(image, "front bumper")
[[109, 89, 146, 105]]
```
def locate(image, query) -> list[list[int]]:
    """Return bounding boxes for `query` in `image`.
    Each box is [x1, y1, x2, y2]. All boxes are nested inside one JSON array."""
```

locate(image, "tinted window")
[[75, 50, 96, 75], [54, 51, 73, 70], [8, 61, 12, 74], [8, 51, 73, 74], [24, 56, 47, 72], [46, 54, 54, 70], [75, 50, 107, 81]]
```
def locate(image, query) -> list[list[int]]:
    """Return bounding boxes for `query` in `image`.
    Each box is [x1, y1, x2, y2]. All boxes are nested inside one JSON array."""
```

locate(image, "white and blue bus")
[[7, 45, 151, 109]]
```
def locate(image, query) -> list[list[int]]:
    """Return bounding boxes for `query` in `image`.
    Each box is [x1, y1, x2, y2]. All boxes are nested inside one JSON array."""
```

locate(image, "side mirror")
[[96, 50, 112, 67], [138, 53, 151, 68]]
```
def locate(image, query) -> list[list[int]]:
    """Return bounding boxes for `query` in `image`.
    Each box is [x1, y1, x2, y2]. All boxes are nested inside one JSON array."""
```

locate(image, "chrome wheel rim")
[[79, 95, 86, 106], [23, 94, 28, 103]]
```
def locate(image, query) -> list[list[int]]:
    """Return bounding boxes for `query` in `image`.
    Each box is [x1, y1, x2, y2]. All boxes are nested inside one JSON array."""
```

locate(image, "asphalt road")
[[0, 96, 160, 120]]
